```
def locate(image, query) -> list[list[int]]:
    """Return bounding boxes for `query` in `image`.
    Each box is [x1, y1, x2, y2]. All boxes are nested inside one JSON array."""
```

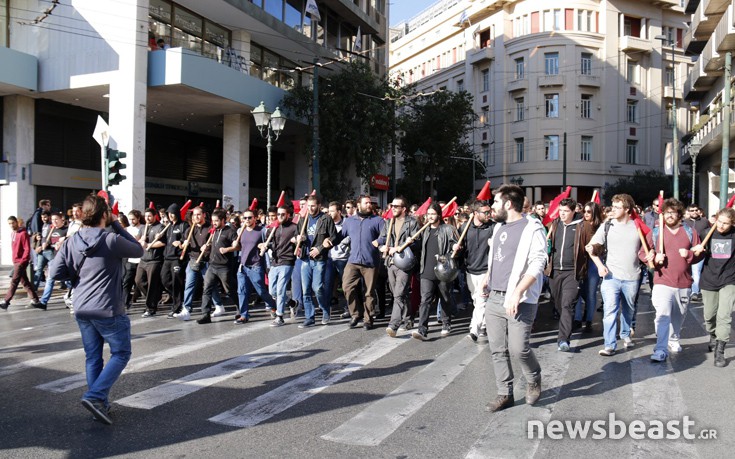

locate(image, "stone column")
[[223, 114, 250, 210]]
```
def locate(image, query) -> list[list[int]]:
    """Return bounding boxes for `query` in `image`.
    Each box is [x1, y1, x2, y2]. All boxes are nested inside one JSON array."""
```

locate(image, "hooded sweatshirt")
[[49, 221, 144, 319]]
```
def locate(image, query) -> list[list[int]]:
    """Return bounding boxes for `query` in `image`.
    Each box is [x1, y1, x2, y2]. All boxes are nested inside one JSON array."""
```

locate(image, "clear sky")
[[389, 0, 437, 27]]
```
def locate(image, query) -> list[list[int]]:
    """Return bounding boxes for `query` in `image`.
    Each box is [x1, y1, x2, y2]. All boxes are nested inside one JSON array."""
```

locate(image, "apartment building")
[[390, 0, 693, 204], [0, 0, 388, 264]]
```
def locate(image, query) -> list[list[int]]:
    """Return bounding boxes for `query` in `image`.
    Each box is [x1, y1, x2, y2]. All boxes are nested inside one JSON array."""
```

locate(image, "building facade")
[[0, 0, 388, 264], [390, 0, 693, 204]]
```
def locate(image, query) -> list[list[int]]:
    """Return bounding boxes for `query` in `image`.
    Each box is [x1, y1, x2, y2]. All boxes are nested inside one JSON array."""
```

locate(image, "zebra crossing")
[[0, 296, 729, 458]]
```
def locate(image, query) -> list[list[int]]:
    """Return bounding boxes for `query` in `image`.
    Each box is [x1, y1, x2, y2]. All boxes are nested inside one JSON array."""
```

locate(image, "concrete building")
[[390, 0, 693, 204], [682, 0, 735, 215], [0, 0, 388, 264]]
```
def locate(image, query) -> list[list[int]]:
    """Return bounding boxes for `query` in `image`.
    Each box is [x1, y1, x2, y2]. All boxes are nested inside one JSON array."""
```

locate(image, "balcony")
[[704, 0, 730, 15], [685, 58, 718, 99], [651, 0, 681, 7], [692, 0, 720, 39], [715, 4, 735, 51], [684, 100, 735, 162], [0, 47, 38, 93], [663, 85, 684, 99], [578, 74, 601, 88], [468, 46, 495, 66], [619, 35, 653, 53], [507, 78, 528, 92], [537, 75, 564, 87], [703, 32, 724, 72]]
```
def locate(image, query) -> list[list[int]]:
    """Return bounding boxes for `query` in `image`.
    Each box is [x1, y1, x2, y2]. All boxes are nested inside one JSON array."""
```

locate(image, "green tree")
[[603, 169, 692, 208], [397, 90, 477, 204], [282, 61, 397, 200]]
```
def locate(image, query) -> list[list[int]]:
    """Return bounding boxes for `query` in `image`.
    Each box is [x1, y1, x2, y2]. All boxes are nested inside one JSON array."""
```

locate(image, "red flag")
[[476, 181, 492, 201], [208, 227, 216, 234], [149, 201, 159, 221], [275, 191, 286, 208], [542, 186, 572, 226], [310, 189, 317, 195], [97, 190, 109, 203], [266, 219, 280, 228], [199, 202, 204, 208], [593, 191, 601, 205], [111, 201, 119, 216], [414, 198, 432, 217], [657, 191, 664, 211], [249, 198, 258, 211], [215, 200, 220, 209], [149, 201, 155, 209], [442, 201, 458, 219], [727, 194, 735, 208], [382, 207, 393, 219], [292, 200, 301, 215], [180, 199, 192, 220], [631, 209, 651, 237]]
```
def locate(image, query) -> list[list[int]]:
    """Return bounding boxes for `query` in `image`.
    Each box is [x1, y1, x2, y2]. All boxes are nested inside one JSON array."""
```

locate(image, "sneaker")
[[478, 328, 487, 339], [321, 316, 331, 325], [176, 309, 191, 321], [298, 320, 316, 329], [412, 330, 428, 341], [340, 311, 351, 319], [69, 305, 74, 315], [485, 394, 514, 412], [197, 314, 212, 324], [269, 308, 277, 319], [440, 324, 451, 336], [81, 399, 112, 425], [668, 341, 682, 353], [167, 311, 176, 319], [363, 322, 374, 331], [558, 341, 571, 352], [526, 380, 542, 405], [598, 347, 616, 356], [386, 327, 397, 338], [404, 318, 414, 331], [650, 350, 667, 362], [584, 321, 593, 333], [31, 301, 46, 311], [0, 300, 8, 310], [467, 333, 478, 342], [623, 336, 635, 349], [212, 305, 226, 317], [349, 318, 360, 328], [234, 317, 249, 325], [290, 305, 297, 320], [270, 316, 285, 327]]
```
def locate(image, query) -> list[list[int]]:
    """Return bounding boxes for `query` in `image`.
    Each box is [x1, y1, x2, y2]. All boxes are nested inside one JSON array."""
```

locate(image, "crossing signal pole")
[[105, 147, 127, 187]]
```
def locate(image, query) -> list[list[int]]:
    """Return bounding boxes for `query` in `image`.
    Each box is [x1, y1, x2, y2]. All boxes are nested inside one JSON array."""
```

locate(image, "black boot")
[[715, 340, 727, 367], [708, 334, 717, 352]]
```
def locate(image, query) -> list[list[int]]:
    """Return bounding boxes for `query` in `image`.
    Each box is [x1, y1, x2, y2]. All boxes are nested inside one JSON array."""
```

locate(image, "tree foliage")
[[282, 61, 396, 200], [602, 169, 692, 208]]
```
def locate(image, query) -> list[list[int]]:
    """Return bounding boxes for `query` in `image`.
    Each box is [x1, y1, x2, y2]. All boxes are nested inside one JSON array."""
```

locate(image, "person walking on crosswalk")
[[0, 216, 43, 311], [483, 185, 546, 412], [49, 194, 144, 425], [197, 209, 239, 324], [262, 204, 298, 327]]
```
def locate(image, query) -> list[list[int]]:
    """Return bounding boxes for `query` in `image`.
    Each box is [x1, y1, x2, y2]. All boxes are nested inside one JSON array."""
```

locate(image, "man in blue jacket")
[[49, 194, 144, 425]]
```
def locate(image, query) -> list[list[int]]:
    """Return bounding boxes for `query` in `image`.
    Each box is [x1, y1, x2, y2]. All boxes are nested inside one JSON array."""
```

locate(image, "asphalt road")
[[0, 275, 732, 458]]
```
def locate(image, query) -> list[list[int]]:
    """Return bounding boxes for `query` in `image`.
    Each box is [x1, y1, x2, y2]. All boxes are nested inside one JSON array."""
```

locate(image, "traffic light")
[[106, 148, 127, 186]]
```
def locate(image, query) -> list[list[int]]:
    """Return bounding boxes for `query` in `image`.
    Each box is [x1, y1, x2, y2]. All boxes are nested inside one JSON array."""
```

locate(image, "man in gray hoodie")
[[49, 194, 144, 425]]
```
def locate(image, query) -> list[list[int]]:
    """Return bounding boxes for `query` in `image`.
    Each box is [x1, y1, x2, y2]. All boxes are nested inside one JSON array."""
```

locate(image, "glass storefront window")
[[204, 21, 228, 61], [250, 44, 263, 79], [149, 0, 171, 22], [263, 50, 280, 86], [285, 0, 302, 32]]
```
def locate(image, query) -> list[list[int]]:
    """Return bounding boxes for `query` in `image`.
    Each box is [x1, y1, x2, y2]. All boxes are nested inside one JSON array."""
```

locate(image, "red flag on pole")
[[249, 198, 258, 211], [442, 201, 458, 218], [180, 199, 192, 220], [593, 192, 601, 205], [275, 191, 286, 208], [199, 202, 204, 208], [266, 219, 280, 228], [111, 201, 119, 216], [476, 181, 492, 201], [310, 189, 317, 196], [657, 190, 664, 210], [414, 198, 432, 217], [382, 207, 392, 219], [542, 186, 572, 226], [631, 209, 652, 236], [727, 194, 735, 208], [292, 200, 301, 215], [149, 201, 159, 221]]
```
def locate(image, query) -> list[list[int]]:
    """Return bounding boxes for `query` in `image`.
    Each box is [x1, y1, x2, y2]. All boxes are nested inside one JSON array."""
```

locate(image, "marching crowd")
[[1, 185, 733, 424]]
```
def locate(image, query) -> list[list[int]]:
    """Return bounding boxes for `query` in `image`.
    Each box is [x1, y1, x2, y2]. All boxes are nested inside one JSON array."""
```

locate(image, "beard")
[[494, 208, 508, 223]]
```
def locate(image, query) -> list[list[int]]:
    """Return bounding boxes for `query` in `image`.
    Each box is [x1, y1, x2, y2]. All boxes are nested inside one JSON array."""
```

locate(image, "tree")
[[603, 169, 692, 208], [397, 90, 477, 204], [282, 61, 397, 200]]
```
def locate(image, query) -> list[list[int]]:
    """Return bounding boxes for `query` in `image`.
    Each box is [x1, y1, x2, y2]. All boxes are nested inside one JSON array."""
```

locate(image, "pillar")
[[223, 114, 250, 210]]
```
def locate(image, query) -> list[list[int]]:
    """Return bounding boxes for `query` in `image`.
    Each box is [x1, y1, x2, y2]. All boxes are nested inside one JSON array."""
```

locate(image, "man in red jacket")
[[1, 216, 43, 310]]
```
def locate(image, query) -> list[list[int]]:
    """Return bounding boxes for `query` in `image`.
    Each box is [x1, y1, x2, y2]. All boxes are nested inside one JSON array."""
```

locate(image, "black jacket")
[[296, 213, 338, 261], [458, 220, 494, 275], [420, 223, 458, 274], [269, 221, 298, 267]]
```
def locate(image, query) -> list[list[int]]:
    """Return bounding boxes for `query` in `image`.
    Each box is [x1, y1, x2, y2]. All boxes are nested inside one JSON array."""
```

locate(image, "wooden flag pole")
[[451, 216, 473, 258], [294, 212, 309, 256], [382, 217, 395, 259], [196, 231, 215, 263], [179, 224, 196, 260], [146, 223, 170, 250], [397, 197, 457, 252]]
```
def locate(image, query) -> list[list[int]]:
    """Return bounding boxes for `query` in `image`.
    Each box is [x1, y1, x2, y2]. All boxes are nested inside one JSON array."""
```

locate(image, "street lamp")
[[655, 35, 679, 199], [252, 101, 286, 207], [449, 155, 487, 197], [689, 138, 702, 204]]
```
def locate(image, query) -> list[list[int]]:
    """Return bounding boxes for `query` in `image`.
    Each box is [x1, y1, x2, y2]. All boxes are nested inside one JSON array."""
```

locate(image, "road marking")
[[464, 337, 576, 459], [116, 324, 348, 409], [0, 348, 85, 378], [322, 338, 484, 445], [35, 320, 273, 393], [209, 335, 410, 428]]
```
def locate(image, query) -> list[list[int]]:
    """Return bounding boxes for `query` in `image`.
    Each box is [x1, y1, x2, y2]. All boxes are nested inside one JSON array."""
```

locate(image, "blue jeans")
[[269, 265, 294, 316], [292, 258, 303, 307], [76, 315, 132, 407], [600, 274, 638, 350], [183, 262, 221, 312], [301, 259, 329, 322], [237, 263, 276, 318], [691, 259, 704, 295], [40, 277, 71, 304], [326, 258, 347, 311], [33, 249, 54, 289], [575, 260, 600, 322]]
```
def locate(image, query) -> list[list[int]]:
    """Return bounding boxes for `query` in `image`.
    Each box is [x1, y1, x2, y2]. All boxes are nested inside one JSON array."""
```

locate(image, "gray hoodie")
[[49, 221, 144, 319]]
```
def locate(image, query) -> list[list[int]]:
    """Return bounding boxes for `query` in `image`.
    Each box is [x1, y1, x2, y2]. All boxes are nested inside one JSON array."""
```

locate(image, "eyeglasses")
[[583, 210, 592, 214], [277, 213, 287, 216], [390, 204, 403, 208], [664, 211, 678, 216], [243, 216, 253, 220]]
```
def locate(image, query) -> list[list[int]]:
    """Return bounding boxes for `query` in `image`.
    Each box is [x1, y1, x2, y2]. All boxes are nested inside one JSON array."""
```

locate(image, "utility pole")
[[312, 58, 320, 195], [722, 52, 731, 206]]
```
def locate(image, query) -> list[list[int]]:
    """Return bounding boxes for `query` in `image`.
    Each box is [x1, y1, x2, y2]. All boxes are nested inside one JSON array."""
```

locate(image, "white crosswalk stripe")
[[208, 334, 410, 428], [322, 337, 485, 446], [116, 324, 348, 409]]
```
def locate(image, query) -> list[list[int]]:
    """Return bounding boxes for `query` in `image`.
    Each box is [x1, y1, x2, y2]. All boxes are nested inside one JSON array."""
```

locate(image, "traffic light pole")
[[101, 144, 109, 193]]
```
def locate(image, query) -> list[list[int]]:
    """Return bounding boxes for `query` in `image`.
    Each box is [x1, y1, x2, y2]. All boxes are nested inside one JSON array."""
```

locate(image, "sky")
[[389, 0, 437, 27]]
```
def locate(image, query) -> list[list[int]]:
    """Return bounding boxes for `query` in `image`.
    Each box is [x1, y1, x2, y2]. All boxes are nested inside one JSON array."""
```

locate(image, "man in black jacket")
[[197, 209, 239, 324], [295, 195, 338, 328], [136, 208, 165, 317], [261, 205, 298, 326], [160, 203, 189, 318]]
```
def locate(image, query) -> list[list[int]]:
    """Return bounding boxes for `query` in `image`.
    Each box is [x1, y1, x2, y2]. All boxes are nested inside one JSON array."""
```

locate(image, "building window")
[[545, 135, 559, 160], [481, 108, 489, 126], [457, 79, 464, 92], [515, 97, 524, 121], [626, 140, 638, 164], [667, 106, 675, 128], [627, 100, 638, 123], [515, 57, 525, 79], [581, 52, 592, 75], [545, 52, 559, 75], [626, 60, 638, 84], [665, 68, 674, 87], [515, 138, 525, 162], [581, 94, 592, 118], [545, 94, 559, 118], [481, 69, 490, 92], [581, 136, 592, 161], [554, 9, 562, 30], [483, 144, 494, 166]]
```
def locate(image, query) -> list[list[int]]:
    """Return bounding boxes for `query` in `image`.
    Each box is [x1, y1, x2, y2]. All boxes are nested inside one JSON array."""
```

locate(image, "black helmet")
[[393, 246, 417, 271], [434, 254, 459, 282]]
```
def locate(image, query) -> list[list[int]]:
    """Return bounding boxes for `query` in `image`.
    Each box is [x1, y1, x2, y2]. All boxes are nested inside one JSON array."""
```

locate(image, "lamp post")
[[449, 155, 487, 197], [655, 35, 679, 199], [252, 101, 286, 207], [689, 138, 702, 204]]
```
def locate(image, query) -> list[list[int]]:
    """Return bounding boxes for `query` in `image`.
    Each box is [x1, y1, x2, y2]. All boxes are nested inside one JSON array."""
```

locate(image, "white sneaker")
[[668, 341, 682, 353], [212, 305, 226, 317], [650, 350, 667, 362], [176, 309, 191, 321], [623, 336, 635, 349]]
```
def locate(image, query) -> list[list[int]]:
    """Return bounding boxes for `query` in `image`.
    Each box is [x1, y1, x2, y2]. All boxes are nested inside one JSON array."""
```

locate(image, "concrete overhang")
[[0, 47, 38, 94]]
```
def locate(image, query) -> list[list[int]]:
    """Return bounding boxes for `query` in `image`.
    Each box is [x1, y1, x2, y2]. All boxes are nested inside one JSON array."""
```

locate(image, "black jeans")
[[135, 261, 162, 312], [161, 259, 185, 312], [417, 277, 452, 334], [550, 269, 580, 343], [387, 265, 411, 329], [201, 264, 238, 315]]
